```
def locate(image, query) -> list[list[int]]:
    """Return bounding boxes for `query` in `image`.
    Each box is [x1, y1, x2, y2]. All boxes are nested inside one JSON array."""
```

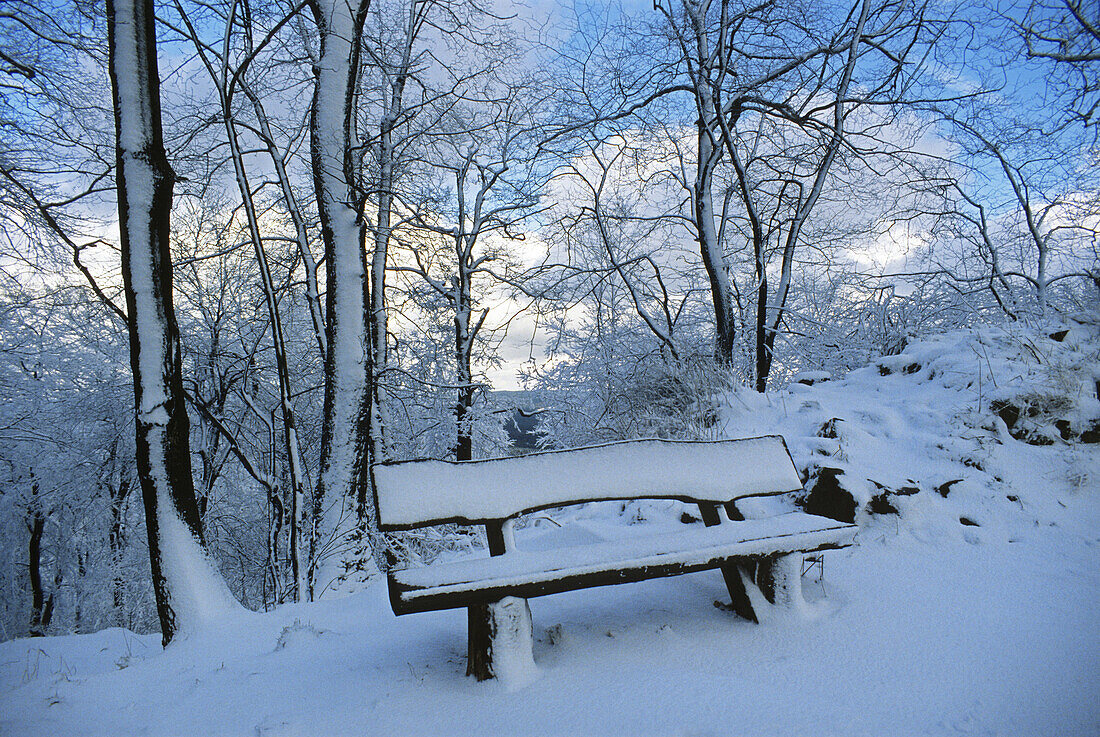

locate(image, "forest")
[[0, 0, 1096, 658]]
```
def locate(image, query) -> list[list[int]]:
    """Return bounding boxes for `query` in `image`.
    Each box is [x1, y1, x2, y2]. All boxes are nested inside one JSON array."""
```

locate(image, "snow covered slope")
[[1, 325, 1097, 736]]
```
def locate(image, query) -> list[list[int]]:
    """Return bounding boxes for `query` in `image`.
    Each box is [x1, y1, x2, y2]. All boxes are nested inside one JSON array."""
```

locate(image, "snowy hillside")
[[1, 325, 1097, 736]]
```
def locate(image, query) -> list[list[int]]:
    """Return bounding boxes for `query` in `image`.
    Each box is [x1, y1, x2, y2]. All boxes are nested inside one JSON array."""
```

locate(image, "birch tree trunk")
[[309, 0, 378, 597], [107, 0, 239, 645]]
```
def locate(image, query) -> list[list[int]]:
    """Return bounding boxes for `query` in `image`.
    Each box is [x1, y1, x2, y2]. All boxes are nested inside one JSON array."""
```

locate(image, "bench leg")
[[757, 553, 805, 609], [466, 596, 536, 684], [718, 560, 760, 623]]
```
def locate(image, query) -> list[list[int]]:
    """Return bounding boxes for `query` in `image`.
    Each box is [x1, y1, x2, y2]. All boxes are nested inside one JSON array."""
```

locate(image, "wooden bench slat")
[[374, 436, 803, 530], [388, 512, 855, 614]]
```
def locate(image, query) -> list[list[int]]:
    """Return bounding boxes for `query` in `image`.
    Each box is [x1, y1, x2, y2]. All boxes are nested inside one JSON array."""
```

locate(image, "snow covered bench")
[[373, 436, 857, 681]]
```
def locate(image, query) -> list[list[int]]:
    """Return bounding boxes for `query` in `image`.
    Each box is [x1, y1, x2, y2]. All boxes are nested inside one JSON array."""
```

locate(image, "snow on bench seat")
[[390, 511, 856, 614], [374, 436, 804, 529]]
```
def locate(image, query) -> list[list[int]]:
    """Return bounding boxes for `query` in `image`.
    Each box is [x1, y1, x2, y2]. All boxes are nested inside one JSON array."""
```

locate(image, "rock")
[[793, 370, 830, 386], [1080, 420, 1100, 444], [1009, 427, 1055, 446], [868, 492, 899, 515], [817, 418, 843, 439], [799, 467, 858, 523], [1049, 329, 1069, 342], [936, 479, 963, 497], [865, 479, 917, 515], [959, 516, 980, 527], [990, 399, 1020, 430]]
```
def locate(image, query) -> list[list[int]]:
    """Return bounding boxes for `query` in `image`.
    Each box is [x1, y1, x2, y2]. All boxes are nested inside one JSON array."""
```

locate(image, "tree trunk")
[[684, 2, 736, 366], [309, 0, 377, 598], [454, 250, 477, 462], [371, 4, 422, 470], [222, 104, 311, 602], [695, 120, 736, 365], [753, 0, 870, 393], [241, 85, 328, 361], [109, 474, 131, 623], [27, 481, 48, 637], [368, 103, 396, 477], [107, 0, 239, 645], [454, 308, 476, 462], [754, 264, 769, 393]]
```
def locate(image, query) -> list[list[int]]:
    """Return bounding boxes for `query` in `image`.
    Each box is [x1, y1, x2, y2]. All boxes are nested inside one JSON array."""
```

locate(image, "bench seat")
[[390, 511, 856, 614]]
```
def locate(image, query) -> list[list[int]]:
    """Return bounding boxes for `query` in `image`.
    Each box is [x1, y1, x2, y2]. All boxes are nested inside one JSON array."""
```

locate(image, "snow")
[[757, 551, 805, 613], [153, 483, 244, 633], [374, 436, 804, 527], [484, 597, 538, 691], [2, 522, 1096, 735], [2, 325, 1098, 735]]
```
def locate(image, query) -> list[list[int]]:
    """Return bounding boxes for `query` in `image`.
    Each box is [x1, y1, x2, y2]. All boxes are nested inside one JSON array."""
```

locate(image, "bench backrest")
[[373, 435, 802, 530]]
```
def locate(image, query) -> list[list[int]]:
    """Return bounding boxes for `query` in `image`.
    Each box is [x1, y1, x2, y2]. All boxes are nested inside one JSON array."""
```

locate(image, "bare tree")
[[551, 0, 940, 386], [172, 0, 316, 602], [941, 112, 1099, 317], [106, 0, 239, 644], [363, 0, 434, 462], [1015, 0, 1100, 132], [407, 94, 545, 459], [552, 135, 687, 363], [309, 0, 377, 596], [661, 0, 937, 389]]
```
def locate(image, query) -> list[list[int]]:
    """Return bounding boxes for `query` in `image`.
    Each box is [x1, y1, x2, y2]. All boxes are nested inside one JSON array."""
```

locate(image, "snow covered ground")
[[2, 325, 1098, 736]]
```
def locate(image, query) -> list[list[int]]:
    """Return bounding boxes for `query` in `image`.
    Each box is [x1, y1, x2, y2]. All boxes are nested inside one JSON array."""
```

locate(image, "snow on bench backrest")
[[373, 436, 803, 530]]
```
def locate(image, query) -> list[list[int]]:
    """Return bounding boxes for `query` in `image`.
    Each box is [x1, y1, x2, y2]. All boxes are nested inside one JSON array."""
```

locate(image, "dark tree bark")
[[108, 462, 132, 622], [27, 480, 48, 637], [107, 0, 236, 645]]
